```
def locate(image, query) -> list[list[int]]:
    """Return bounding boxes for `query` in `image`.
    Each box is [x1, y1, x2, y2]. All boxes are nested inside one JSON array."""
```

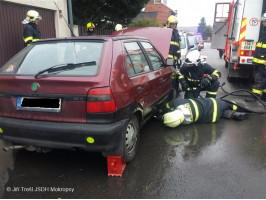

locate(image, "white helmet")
[[115, 24, 123, 31], [22, 10, 42, 24], [185, 50, 201, 66], [261, 12, 266, 21], [163, 109, 185, 128]]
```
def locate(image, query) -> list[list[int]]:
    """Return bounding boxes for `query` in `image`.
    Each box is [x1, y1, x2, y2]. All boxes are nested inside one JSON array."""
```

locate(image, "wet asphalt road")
[[0, 43, 266, 199]]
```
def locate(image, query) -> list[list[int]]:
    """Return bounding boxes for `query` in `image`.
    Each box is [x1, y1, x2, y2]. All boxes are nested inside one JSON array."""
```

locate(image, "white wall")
[[3, 0, 72, 37]]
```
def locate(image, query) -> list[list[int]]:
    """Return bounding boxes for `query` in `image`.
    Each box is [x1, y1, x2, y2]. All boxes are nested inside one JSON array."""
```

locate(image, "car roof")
[[33, 35, 150, 44], [113, 27, 172, 59]]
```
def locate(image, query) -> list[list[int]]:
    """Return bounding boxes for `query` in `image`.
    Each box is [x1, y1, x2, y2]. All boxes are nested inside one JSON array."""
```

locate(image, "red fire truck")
[[211, 0, 266, 81]]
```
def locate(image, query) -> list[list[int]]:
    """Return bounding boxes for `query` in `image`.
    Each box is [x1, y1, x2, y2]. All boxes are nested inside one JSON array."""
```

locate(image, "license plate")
[[16, 97, 61, 112], [241, 41, 256, 50]]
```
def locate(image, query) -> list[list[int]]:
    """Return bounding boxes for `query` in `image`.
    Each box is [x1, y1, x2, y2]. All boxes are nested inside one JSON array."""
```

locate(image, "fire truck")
[[211, 0, 266, 82]]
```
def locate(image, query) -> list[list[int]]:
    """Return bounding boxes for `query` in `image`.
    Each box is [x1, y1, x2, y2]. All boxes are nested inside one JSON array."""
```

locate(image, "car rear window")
[[0, 41, 104, 76]]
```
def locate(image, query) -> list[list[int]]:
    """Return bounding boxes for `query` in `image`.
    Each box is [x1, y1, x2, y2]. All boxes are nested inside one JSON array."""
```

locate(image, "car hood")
[[113, 27, 172, 59]]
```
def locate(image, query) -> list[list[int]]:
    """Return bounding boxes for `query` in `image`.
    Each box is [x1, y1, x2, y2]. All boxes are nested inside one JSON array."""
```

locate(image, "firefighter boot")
[[222, 110, 249, 120]]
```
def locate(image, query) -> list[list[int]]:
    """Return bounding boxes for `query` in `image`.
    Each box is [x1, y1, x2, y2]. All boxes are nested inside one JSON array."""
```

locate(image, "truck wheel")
[[227, 63, 234, 82], [122, 115, 140, 162]]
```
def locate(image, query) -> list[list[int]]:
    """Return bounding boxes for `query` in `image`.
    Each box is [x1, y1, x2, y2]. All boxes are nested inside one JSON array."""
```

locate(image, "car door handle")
[[137, 86, 143, 93], [159, 77, 164, 82]]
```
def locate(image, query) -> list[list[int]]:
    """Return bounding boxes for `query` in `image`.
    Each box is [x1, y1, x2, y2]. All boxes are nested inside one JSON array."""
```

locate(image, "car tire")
[[122, 115, 140, 162]]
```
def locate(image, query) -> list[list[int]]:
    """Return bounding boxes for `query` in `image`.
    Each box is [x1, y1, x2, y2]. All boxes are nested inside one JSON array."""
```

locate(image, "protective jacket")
[[171, 98, 235, 123], [168, 29, 181, 63], [251, 26, 266, 97], [252, 27, 266, 65], [87, 30, 96, 36], [23, 22, 41, 47], [178, 63, 221, 87]]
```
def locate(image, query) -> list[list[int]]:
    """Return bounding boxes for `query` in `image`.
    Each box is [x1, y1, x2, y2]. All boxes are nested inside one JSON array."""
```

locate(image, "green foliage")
[[128, 18, 163, 28], [197, 17, 212, 40], [72, 0, 150, 28]]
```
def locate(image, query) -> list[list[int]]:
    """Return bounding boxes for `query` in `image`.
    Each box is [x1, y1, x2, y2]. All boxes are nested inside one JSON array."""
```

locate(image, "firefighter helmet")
[[167, 15, 178, 27], [261, 13, 266, 21], [25, 10, 42, 22], [115, 24, 123, 31], [185, 50, 201, 66], [87, 22, 95, 29], [163, 109, 184, 128]]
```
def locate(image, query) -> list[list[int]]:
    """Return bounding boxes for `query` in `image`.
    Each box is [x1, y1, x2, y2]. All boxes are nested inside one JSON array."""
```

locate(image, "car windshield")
[[188, 36, 196, 45], [180, 35, 186, 49], [0, 41, 104, 76]]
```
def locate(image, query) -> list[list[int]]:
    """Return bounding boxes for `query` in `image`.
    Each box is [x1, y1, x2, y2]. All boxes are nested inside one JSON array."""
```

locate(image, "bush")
[[128, 18, 163, 28]]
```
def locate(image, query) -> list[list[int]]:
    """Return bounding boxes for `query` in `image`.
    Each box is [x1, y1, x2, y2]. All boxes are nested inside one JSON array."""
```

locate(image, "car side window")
[[141, 42, 164, 70], [124, 42, 150, 76]]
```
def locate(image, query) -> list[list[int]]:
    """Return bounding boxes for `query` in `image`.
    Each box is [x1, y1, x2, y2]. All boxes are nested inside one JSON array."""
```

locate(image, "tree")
[[197, 17, 212, 40], [72, 0, 150, 28], [128, 18, 162, 28]]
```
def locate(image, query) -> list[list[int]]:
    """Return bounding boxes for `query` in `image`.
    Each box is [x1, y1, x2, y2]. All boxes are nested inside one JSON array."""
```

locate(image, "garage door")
[[0, 2, 56, 67]]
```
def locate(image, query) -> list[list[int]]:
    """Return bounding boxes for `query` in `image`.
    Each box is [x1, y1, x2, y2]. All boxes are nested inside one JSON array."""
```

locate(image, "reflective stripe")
[[211, 70, 220, 78], [233, 104, 238, 111], [206, 91, 217, 95], [189, 99, 199, 122], [210, 98, 218, 122], [252, 57, 265, 64], [168, 54, 178, 60], [252, 88, 262, 94], [170, 41, 179, 46], [178, 75, 184, 79], [32, 39, 40, 42], [231, 101, 238, 111], [24, 36, 33, 43], [187, 87, 198, 91], [187, 77, 200, 82], [168, 54, 173, 58], [256, 42, 266, 48], [263, 89, 266, 93]]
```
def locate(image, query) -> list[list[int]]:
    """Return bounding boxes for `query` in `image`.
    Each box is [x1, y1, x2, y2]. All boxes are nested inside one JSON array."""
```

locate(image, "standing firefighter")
[[22, 10, 42, 47], [247, 13, 266, 102], [162, 98, 248, 128], [178, 50, 221, 99], [167, 15, 181, 93], [87, 22, 96, 36]]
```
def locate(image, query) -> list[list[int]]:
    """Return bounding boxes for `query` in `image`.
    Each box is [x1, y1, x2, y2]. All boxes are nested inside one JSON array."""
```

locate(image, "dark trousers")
[[252, 65, 266, 95]]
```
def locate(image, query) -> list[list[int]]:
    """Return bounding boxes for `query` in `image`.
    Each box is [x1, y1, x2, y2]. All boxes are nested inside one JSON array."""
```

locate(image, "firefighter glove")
[[181, 81, 190, 91], [200, 77, 211, 88]]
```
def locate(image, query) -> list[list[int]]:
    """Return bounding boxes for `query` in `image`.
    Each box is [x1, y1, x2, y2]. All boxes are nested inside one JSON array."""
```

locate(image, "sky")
[[167, 0, 231, 27]]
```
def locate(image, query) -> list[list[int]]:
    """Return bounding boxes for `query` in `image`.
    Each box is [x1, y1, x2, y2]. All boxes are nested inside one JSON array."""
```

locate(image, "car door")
[[123, 41, 157, 111], [139, 41, 172, 99]]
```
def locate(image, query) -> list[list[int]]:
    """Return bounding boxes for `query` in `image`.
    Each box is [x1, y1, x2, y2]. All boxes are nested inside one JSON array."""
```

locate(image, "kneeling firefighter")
[[163, 98, 249, 128], [178, 50, 221, 99]]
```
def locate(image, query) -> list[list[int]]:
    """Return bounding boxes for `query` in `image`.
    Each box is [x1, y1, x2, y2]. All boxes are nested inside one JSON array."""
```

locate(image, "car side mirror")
[[166, 58, 175, 66]]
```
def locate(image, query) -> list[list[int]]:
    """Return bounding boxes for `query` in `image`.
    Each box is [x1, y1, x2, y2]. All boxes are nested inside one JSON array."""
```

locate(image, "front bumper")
[[0, 116, 128, 153]]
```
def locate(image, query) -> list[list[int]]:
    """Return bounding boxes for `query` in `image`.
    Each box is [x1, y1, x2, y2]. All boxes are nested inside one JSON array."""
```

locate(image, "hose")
[[219, 82, 266, 113]]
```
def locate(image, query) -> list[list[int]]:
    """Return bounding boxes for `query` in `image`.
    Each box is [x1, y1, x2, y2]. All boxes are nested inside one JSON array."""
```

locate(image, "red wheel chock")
[[107, 156, 126, 177]]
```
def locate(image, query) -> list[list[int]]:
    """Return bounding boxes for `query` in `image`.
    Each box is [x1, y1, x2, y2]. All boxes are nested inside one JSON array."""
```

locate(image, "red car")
[[0, 27, 173, 162]]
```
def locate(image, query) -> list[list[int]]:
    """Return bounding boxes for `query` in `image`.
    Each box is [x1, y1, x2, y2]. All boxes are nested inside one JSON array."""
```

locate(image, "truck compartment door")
[[211, 3, 231, 49]]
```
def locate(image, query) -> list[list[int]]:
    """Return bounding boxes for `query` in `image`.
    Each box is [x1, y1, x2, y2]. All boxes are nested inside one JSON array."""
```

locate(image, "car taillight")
[[87, 87, 116, 113]]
